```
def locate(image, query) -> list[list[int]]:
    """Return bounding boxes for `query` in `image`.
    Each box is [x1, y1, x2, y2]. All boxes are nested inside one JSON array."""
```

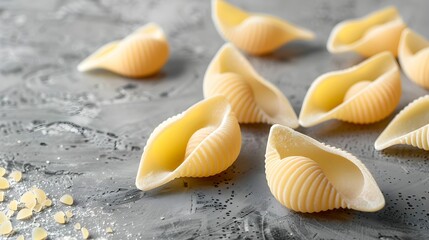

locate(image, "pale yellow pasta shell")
[[78, 23, 169, 78], [212, 0, 314, 55], [327, 7, 406, 57], [299, 52, 401, 127], [398, 29, 429, 89], [135, 96, 241, 191], [204, 43, 298, 128], [375, 95, 429, 151], [265, 124, 385, 213]]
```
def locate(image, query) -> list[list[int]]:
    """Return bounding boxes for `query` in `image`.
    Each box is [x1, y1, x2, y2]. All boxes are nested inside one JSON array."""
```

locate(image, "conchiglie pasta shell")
[[327, 6, 406, 57], [375, 95, 429, 151], [78, 23, 169, 78], [265, 124, 385, 213], [398, 29, 429, 89], [299, 51, 401, 127], [135, 96, 242, 191], [212, 0, 314, 55], [204, 43, 298, 128]]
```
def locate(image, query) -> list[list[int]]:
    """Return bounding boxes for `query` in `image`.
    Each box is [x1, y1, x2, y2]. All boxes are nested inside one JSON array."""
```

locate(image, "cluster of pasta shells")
[[212, 0, 315, 55], [265, 125, 385, 213], [204, 43, 298, 128], [68, 0, 429, 216], [130, 2, 390, 215], [78, 23, 169, 78], [324, 6, 429, 151]]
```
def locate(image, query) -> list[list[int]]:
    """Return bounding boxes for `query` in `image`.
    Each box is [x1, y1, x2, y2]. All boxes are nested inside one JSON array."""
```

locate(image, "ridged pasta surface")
[[178, 118, 241, 177], [334, 74, 401, 124], [78, 23, 169, 78], [399, 125, 429, 150], [212, 0, 314, 55], [108, 38, 169, 77], [265, 153, 347, 213], [206, 73, 270, 124], [225, 18, 289, 55]]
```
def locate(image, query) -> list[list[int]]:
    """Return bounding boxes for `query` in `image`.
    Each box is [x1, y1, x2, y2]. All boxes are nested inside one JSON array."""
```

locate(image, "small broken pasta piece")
[[54, 211, 66, 224], [16, 235, 24, 240], [0, 191, 4, 202], [20, 191, 37, 209], [106, 227, 114, 233], [0, 220, 12, 236], [65, 210, 73, 219], [8, 200, 18, 211], [81, 227, 89, 239], [74, 223, 81, 230], [60, 194, 74, 206], [32, 227, 48, 240], [32, 188, 47, 203], [32, 203, 43, 213], [0, 212, 7, 224], [43, 199, 52, 207], [16, 208, 32, 220], [0, 167, 6, 177], [0, 177, 9, 190], [10, 171, 22, 182]]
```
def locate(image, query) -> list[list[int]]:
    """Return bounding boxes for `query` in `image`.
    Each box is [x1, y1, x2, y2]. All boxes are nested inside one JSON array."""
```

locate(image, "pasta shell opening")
[[212, 0, 314, 55], [375, 95, 429, 150], [204, 44, 298, 128], [77, 23, 169, 78], [327, 6, 405, 57], [136, 96, 242, 191], [398, 29, 429, 89], [266, 125, 385, 212], [299, 51, 401, 127]]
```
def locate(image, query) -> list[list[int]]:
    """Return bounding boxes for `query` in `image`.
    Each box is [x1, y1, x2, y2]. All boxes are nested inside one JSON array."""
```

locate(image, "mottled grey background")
[[0, 0, 428, 239]]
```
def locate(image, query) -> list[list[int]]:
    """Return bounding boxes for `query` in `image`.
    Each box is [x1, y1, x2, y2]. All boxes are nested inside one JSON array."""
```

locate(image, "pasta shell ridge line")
[[204, 44, 298, 127], [211, 0, 315, 55], [77, 22, 169, 77]]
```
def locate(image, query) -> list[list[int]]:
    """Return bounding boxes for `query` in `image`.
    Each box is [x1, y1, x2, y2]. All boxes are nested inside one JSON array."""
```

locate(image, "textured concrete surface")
[[0, 0, 428, 239]]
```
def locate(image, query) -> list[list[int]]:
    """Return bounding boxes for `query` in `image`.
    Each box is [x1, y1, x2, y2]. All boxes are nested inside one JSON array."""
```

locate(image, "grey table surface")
[[0, 0, 428, 239]]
